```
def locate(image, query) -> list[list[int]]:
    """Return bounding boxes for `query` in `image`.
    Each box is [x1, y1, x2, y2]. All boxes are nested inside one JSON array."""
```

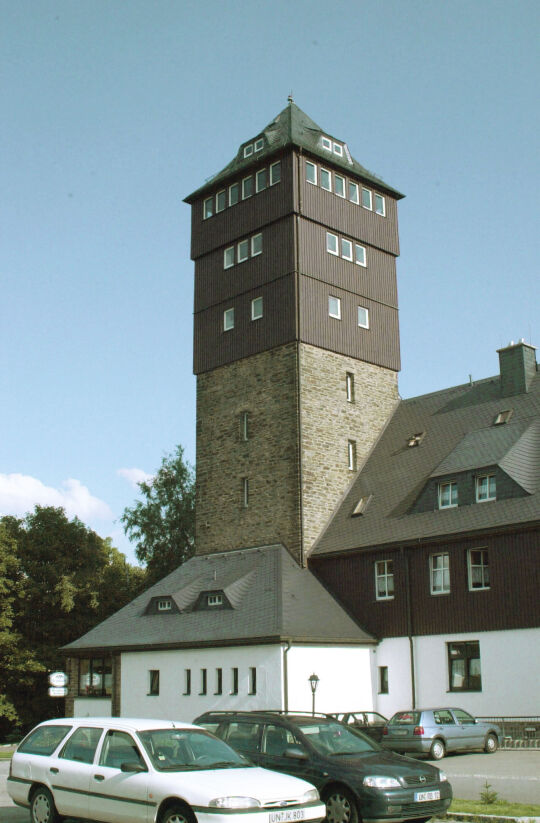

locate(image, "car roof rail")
[[196, 709, 333, 719]]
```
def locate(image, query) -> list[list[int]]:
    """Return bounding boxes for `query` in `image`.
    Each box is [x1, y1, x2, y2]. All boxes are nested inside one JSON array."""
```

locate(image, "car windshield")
[[389, 711, 421, 725], [138, 728, 252, 771], [296, 721, 378, 755]]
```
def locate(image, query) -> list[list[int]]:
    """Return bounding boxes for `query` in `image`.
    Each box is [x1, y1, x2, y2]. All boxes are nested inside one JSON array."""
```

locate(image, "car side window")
[[261, 724, 301, 757], [433, 711, 455, 725], [99, 730, 146, 769], [18, 725, 73, 756], [60, 727, 104, 764], [453, 709, 475, 725], [223, 722, 261, 754]]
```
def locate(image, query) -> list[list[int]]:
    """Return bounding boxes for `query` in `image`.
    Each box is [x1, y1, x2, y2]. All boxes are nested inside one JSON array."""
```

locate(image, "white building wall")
[[73, 697, 112, 718], [286, 645, 374, 714], [373, 637, 413, 718]]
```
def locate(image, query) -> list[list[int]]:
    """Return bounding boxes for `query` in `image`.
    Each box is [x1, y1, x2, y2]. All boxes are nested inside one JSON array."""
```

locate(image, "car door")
[[452, 709, 483, 749], [52, 725, 104, 819], [432, 710, 458, 752], [88, 729, 150, 823], [259, 724, 322, 790]]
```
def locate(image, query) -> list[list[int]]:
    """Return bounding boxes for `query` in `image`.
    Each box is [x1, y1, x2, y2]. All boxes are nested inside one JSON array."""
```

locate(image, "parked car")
[[382, 708, 502, 760], [194, 710, 452, 823], [332, 712, 388, 743], [7, 717, 325, 823]]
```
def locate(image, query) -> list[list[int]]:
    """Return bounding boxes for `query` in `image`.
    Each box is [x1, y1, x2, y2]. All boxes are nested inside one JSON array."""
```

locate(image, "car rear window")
[[19, 725, 73, 756], [389, 711, 421, 725]]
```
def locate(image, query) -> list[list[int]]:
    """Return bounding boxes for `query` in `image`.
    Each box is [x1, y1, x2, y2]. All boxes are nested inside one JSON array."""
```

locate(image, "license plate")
[[269, 811, 305, 823], [415, 791, 440, 802], [393, 730, 408, 736]]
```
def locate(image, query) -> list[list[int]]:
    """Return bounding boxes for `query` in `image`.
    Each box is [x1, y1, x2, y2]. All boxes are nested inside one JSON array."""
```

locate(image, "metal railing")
[[478, 716, 540, 747]]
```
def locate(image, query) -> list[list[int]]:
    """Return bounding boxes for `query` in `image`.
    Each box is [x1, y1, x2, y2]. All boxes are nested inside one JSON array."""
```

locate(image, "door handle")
[[93, 774, 105, 782], [50, 767, 59, 774]]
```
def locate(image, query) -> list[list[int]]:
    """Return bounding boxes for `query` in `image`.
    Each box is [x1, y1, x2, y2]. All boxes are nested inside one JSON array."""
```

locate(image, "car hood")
[[327, 750, 442, 780], [154, 765, 318, 803]]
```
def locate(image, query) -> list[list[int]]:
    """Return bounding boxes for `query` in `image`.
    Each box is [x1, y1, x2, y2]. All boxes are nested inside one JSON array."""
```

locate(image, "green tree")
[[121, 445, 195, 584]]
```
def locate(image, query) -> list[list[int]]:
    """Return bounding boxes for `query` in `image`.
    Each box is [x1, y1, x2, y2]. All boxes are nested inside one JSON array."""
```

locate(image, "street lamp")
[[308, 673, 320, 716]]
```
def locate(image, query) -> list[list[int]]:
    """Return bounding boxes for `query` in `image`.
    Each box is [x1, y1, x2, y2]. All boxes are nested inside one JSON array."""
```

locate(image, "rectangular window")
[[229, 183, 239, 206], [224, 246, 235, 269], [320, 168, 331, 191], [243, 144, 253, 158], [328, 295, 341, 319], [448, 641, 481, 691], [379, 666, 389, 694], [203, 197, 214, 219], [439, 481, 458, 508], [249, 667, 257, 695], [321, 136, 332, 151], [251, 233, 262, 256], [199, 668, 207, 696], [333, 142, 343, 156], [241, 411, 249, 441], [334, 174, 346, 198], [242, 176, 253, 199], [230, 667, 239, 695], [149, 670, 159, 696], [476, 474, 496, 502], [216, 190, 226, 212], [207, 593, 223, 606], [326, 232, 339, 256], [270, 161, 281, 185], [346, 372, 354, 403], [357, 306, 369, 329], [362, 188, 372, 210], [251, 296, 263, 320], [306, 161, 317, 185], [347, 439, 356, 471], [430, 553, 450, 594], [237, 239, 249, 262], [78, 657, 112, 697], [468, 549, 490, 590], [223, 308, 234, 331], [375, 560, 394, 600], [374, 193, 386, 216], [256, 168, 267, 192], [348, 181, 359, 204], [242, 477, 249, 508], [157, 599, 172, 611], [355, 244, 367, 267], [215, 668, 223, 695], [183, 669, 191, 696], [254, 137, 264, 152], [341, 238, 353, 261]]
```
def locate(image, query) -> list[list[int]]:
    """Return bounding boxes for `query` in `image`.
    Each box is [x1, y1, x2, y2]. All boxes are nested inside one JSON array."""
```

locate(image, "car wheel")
[[323, 786, 359, 823], [485, 734, 498, 754], [161, 802, 197, 823], [30, 787, 60, 823], [429, 739, 446, 760]]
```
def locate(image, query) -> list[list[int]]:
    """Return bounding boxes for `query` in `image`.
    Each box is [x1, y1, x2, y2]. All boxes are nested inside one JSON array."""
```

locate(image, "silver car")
[[381, 708, 501, 760]]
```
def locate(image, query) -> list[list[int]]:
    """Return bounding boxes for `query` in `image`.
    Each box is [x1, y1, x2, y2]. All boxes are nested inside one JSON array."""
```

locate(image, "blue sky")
[[2, 0, 538, 564]]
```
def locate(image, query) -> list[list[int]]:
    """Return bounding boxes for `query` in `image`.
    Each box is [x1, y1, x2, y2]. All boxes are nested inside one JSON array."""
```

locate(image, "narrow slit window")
[[348, 440, 357, 471], [199, 668, 207, 696], [242, 477, 249, 508], [249, 667, 257, 695], [241, 411, 249, 441], [183, 669, 191, 696], [148, 670, 160, 696], [346, 372, 354, 403], [215, 668, 223, 695], [230, 667, 239, 695]]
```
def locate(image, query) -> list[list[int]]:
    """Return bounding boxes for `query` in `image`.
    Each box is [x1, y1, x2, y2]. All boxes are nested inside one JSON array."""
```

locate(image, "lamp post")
[[308, 673, 320, 716]]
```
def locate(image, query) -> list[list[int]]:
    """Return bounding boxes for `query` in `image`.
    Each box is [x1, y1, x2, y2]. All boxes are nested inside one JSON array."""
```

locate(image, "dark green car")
[[194, 711, 452, 823]]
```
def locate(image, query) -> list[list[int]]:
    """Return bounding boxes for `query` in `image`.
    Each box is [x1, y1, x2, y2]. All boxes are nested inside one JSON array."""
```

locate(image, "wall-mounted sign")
[[48, 687, 68, 698], [48, 671, 69, 688]]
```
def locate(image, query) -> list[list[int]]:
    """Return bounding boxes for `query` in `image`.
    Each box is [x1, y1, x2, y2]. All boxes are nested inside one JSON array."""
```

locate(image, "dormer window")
[[321, 136, 332, 151], [157, 599, 172, 611], [407, 432, 425, 448], [243, 144, 254, 158], [352, 495, 372, 516], [254, 138, 264, 152], [476, 474, 496, 502], [207, 593, 223, 607], [493, 409, 513, 425], [333, 142, 343, 157], [438, 481, 458, 509]]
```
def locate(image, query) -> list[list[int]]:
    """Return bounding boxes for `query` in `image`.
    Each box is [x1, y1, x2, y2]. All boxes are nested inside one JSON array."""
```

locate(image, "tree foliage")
[[121, 445, 195, 584]]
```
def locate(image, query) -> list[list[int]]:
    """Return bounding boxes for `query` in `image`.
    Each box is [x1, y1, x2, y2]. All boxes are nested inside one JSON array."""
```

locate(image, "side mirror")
[[284, 746, 308, 761], [121, 761, 147, 773]]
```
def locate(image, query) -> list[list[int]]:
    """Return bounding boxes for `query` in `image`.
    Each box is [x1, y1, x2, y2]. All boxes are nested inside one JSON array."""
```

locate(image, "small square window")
[[321, 136, 332, 151], [333, 142, 343, 156], [306, 161, 317, 185], [326, 232, 339, 256], [328, 296, 341, 319], [243, 144, 253, 158], [238, 239, 249, 262], [334, 174, 345, 198], [224, 308, 234, 331], [270, 161, 281, 185], [476, 474, 496, 502], [374, 194, 386, 216], [439, 481, 458, 508], [341, 238, 353, 260], [362, 188, 372, 210], [320, 168, 331, 191], [224, 247, 235, 269], [348, 440, 356, 471], [229, 183, 239, 206], [256, 168, 267, 192], [349, 181, 359, 204], [216, 190, 226, 212], [251, 296, 263, 320], [242, 176, 253, 199], [203, 197, 214, 219], [355, 244, 367, 267], [251, 233, 262, 256], [254, 138, 264, 152], [357, 306, 369, 329]]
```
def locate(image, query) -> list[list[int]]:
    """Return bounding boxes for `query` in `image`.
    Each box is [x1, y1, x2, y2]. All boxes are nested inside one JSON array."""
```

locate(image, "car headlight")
[[303, 789, 320, 802], [363, 776, 401, 788], [209, 797, 261, 809], [438, 770, 448, 782]]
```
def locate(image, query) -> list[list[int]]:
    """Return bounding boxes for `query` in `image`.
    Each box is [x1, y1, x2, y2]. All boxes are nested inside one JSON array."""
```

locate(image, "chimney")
[[497, 340, 537, 397]]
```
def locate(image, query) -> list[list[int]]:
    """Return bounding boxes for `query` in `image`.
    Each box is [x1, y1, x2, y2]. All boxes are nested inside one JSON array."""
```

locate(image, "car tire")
[[160, 802, 197, 823], [484, 734, 498, 754], [429, 739, 446, 760], [30, 786, 60, 823], [323, 786, 359, 823]]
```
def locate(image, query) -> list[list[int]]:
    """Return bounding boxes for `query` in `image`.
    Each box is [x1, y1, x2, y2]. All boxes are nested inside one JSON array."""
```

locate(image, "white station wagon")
[[7, 717, 325, 823]]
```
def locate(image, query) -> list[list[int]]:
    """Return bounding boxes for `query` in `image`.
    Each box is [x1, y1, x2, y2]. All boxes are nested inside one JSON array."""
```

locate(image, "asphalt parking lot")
[[1, 750, 539, 822]]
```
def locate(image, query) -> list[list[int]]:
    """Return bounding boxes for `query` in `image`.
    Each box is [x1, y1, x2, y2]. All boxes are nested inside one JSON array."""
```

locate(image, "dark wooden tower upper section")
[[185, 102, 405, 376]]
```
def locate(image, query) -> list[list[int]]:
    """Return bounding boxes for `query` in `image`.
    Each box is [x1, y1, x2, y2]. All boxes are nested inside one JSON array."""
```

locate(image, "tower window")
[[375, 194, 386, 216], [341, 238, 353, 261], [256, 168, 267, 192], [216, 190, 226, 212], [349, 181, 359, 204], [355, 244, 367, 267], [224, 247, 235, 269], [362, 188, 372, 210], [223, 308, 234, 331], [346, 372, 354, 402], [357, 306, 370, 329], [203, 197, 214, 219], [334, 174, 346, 198], [306, 161, 317, 185], [241, 411, 249, 441], [251, 233, 263, 256], [237, 239, 249, 262], [328, 296, 341, 319], [347, 440, 357, 471], [251, 297, 263, 321], [242, 477, 249, 508], [270, 161, 281, 185], [320, 168, 331, 191], [229, 183, 239, 206], [326, 232, 339, 256], [242, 176, 253, 199]]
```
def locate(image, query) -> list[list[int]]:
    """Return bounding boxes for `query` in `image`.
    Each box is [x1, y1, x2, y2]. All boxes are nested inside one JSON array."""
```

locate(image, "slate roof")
[[184, 101, 404, 202], [64, 545, 375, 653], [312, 370, 540, 557]]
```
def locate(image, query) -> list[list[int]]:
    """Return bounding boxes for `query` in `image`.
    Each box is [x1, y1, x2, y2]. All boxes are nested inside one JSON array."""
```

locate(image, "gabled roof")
[[312, 371, 540, 557], [64, 545, 374, 653], [184, 101, 404, 202]]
